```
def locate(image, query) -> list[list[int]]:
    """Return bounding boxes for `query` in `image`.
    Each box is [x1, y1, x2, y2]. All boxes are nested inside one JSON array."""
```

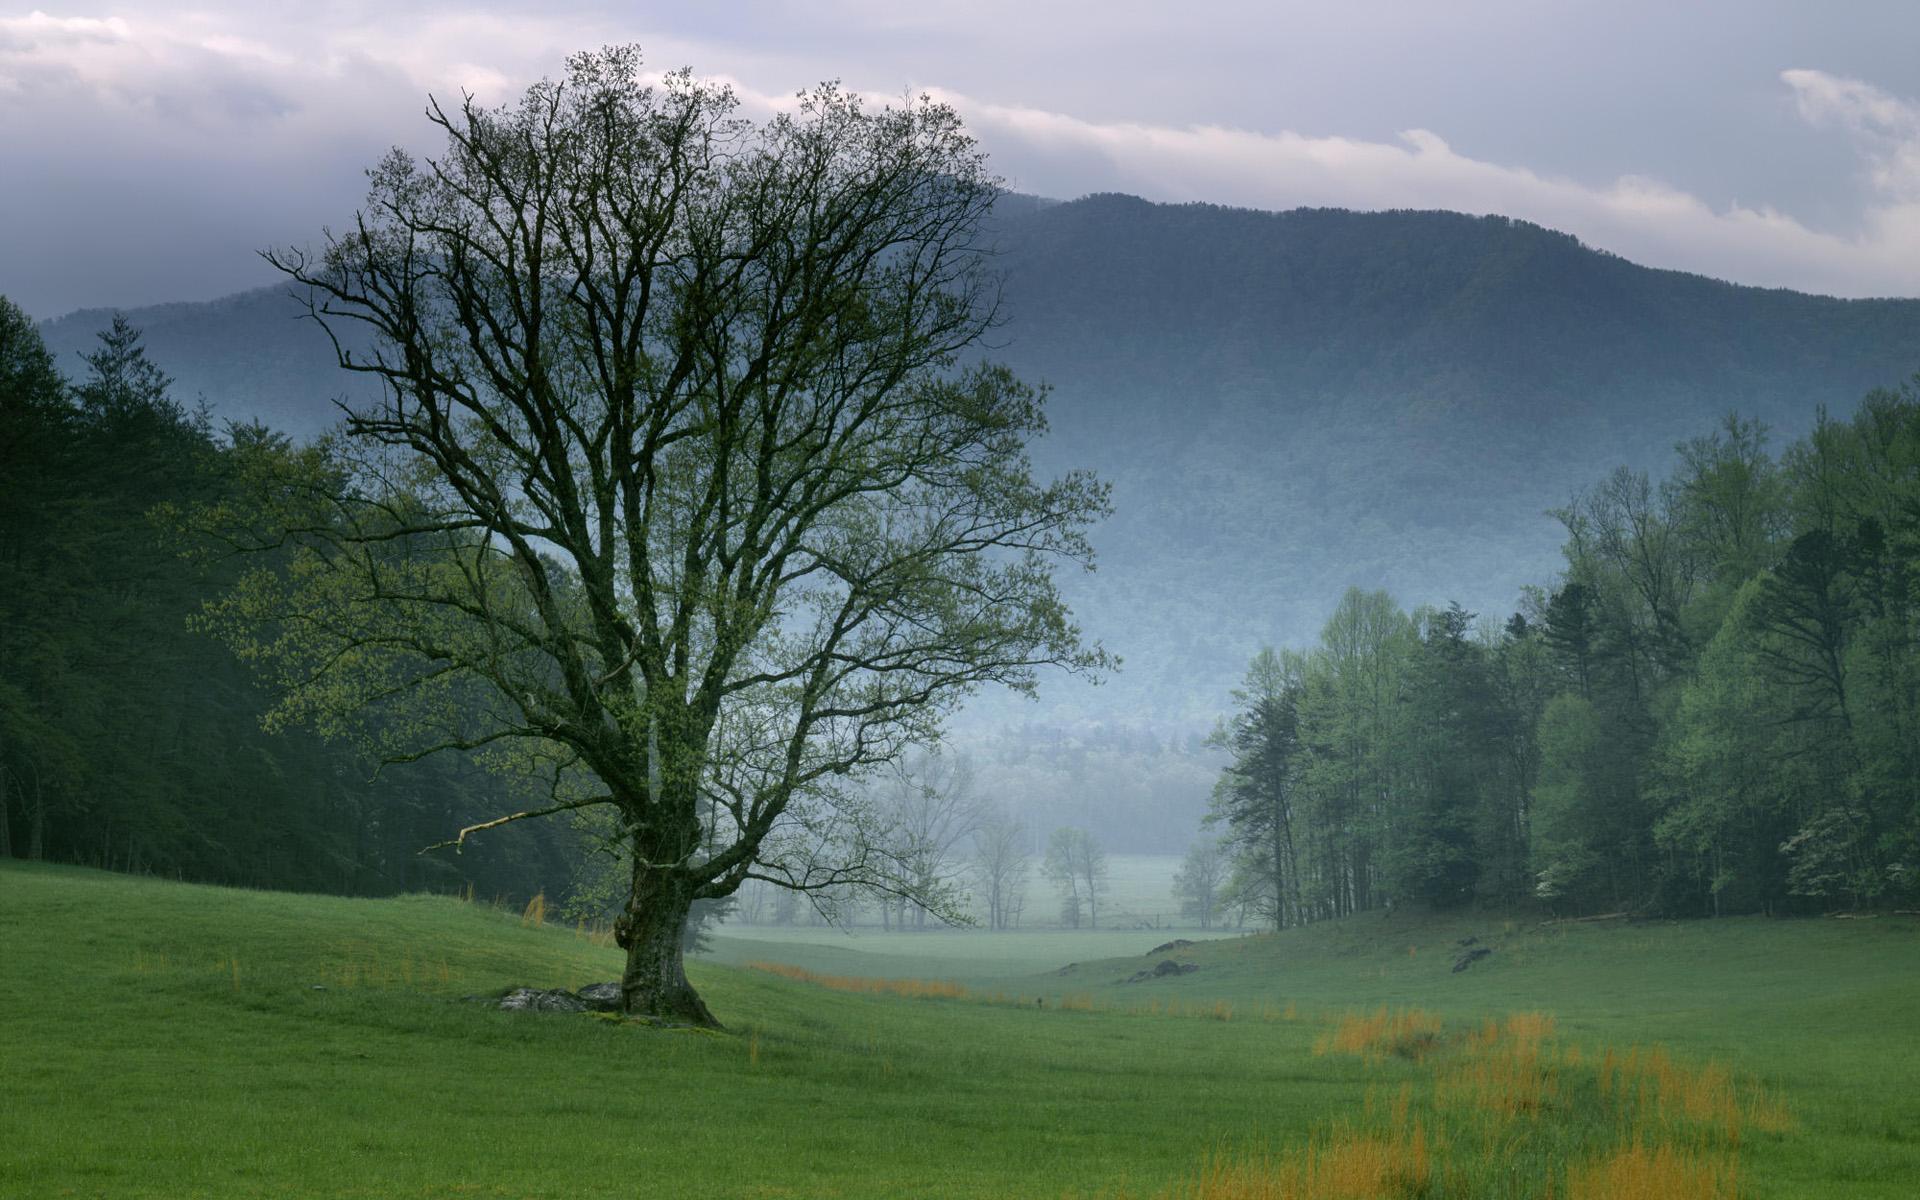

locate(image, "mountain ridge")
[[37, 194, 1920, 733]]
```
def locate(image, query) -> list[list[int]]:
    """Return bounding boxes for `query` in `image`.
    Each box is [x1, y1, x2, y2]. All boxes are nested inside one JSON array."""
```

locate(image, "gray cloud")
[[3, 3, 1919, 315]]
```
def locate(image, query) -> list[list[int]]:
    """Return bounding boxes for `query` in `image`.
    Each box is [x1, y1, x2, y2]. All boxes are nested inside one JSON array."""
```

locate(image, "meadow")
[[2, 861, 1916, 1198], [723, 852, 1192, 938]]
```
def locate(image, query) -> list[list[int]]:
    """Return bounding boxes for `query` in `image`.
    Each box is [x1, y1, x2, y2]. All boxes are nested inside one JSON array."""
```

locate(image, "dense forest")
[[1207, 394, 1920, 921], [0, 298, 575, 902]]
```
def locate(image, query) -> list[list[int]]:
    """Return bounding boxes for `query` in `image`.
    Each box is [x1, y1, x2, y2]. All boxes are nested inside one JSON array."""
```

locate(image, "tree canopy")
[[205, 48, 1106, 1024], [1209, 386, 1920, 925]]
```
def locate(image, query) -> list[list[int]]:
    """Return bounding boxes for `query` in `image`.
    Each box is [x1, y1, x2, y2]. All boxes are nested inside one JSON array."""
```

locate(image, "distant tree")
[[205, 48, 1106, 1025], [0, 296, 66, 862], [1529, 693, 1647, 910], [1172, 837, 1228, 929], [878, 749, 983, 929], [1542, 582, 1599, 699], [1670, 413, 1786, 631], [1554, 467, 1697, 701], [1650, 597, 1794, 916], [1207, 647, 1304, 928], [970, 803, 1031, 931], [1043, 826, 1108, 928], [0, 297, 62, 411], [1295, 590, 1416, 920], [74, 314, 178, 422], [1484, 611, 1554, 905], [1386, 602, 1499, 909]]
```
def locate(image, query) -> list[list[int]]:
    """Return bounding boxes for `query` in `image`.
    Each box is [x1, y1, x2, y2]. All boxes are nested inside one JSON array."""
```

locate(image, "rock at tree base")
[[1452, 947, 1493, 973], [576, 982, 622, 1011], [499, 987, 588, 1013], [495, 982, 625, 1012]]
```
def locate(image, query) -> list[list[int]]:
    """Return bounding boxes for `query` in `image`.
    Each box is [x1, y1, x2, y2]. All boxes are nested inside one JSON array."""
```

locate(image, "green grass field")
[[3, 862, 1916, 1198]]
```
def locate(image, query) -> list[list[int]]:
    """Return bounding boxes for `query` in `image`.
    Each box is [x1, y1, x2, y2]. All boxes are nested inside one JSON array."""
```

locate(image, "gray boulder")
[[576, 982, 623, 1012], [498, 987, 589, 1013], [1451, 947, 1493, 973], [1121, 959, 1202, 984]]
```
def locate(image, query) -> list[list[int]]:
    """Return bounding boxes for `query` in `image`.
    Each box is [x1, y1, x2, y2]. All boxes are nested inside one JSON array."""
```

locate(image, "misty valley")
[[4, 32, 1919, 1200]]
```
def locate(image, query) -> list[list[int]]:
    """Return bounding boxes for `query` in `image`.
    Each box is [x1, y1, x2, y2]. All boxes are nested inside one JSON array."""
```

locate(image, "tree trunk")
[[28, 771, 45, 861], [0, 759, 12, 861], [614, 863, 719, 1028]]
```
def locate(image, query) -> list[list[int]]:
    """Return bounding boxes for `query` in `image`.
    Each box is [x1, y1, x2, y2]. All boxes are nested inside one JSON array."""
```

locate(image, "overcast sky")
[[5, 2, 1920, 317]]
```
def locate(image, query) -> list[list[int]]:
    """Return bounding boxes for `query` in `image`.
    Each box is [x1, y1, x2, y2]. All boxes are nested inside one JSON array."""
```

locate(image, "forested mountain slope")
[[984, 196, 1920, 725], [41, 195, 1920, 732]]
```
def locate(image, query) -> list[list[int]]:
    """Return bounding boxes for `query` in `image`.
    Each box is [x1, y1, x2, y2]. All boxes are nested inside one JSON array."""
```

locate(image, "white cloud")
[[0, 11, 133, 44], [1783, 67, 1920, 201], [2, 8, 1919, 310], [930, 79, 1920, 299]]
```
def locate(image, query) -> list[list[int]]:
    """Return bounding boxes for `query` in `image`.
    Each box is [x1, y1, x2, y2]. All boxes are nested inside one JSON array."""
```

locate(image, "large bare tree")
[[211, 48, 1106, 1026]]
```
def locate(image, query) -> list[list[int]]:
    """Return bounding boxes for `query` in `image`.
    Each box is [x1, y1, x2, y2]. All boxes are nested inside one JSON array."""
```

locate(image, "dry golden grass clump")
[[1567, 1141, 1738, 1200], [1166, 1123, 1432, 1200], [1157, 1006, 1789, 1200], [1312, 1006, 1444, 1061], [1596, 1044, 1794, 1142], [1434, 1010, 1562, 1121]]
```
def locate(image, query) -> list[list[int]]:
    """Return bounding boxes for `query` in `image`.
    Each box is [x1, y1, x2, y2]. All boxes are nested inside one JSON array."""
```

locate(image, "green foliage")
[[1530, 694, 1611, 905], [1210, 379, 1920, 920], [1171, 836, 1229, 928], [203, 51, 1110, 1023], [1042, 826, 1108, 928], [1212, 591, 1549, 925], [0, 302, 577, 900]]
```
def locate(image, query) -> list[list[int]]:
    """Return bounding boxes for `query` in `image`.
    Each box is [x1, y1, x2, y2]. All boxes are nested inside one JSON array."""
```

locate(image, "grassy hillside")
[[4, 863, 1916, 1197]]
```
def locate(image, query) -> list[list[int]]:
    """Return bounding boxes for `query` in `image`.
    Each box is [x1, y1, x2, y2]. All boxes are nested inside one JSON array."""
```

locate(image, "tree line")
[[717, 746, 1120, 932], [0, 299, 580, 902], [1203, 393, 1920, 924], [0, 314, 1113, 932]]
